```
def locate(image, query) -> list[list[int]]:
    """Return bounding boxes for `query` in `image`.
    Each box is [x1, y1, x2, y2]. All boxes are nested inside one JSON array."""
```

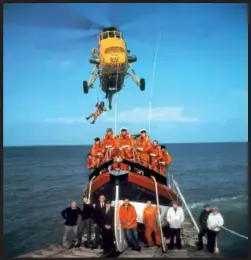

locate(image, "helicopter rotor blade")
[[4, 3, 105, 31]]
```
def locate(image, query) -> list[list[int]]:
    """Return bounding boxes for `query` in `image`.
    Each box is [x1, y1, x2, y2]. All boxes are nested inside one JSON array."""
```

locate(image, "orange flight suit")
[[149, 145, 163, 173], [159, 151, 172, 176], [135, 135, 152, 167], [87, 155, 95, 169], [119, 204, 137, 229], [88, 103, 107, 121], [143, 206, 162, 246], [102, 133, 118, 161], [91, 142, 104, 167], [117, 133, 135, 170]]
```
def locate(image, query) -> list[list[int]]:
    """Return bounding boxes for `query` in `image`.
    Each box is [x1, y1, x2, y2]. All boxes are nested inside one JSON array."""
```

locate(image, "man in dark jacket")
[[76, 195, 93, 248], [61, 201, 82, 248], [102, 200, 115, 253], [197, 204, 212, 250], [91, 194, 106, 249]]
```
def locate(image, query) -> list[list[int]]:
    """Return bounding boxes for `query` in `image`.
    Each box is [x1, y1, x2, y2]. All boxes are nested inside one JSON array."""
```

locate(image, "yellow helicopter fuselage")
[[97, 30, 128, 75]]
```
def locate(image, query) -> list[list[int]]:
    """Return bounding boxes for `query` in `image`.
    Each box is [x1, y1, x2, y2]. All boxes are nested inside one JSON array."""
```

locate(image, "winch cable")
[[114, 62, 120, 135], [148, 32, 162, 134]]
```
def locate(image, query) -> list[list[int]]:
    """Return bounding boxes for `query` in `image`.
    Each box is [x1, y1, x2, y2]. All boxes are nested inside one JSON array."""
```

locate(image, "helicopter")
[[83, 26, 145, 110]]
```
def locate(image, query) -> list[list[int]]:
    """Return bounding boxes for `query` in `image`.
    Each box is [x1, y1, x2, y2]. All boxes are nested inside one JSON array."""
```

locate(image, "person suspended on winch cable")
[[206, 207, 224, 254], [86, 101, 107, 124], [149, 140, 163, 173], [143, 200, 162, 248], [135, 129, 152, 167], [159, 145, 172, 176], [197, 204, 212, 250]]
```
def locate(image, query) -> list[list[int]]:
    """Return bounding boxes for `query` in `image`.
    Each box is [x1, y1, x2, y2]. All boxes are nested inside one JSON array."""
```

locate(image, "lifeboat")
[[85, 135, 181, 252]]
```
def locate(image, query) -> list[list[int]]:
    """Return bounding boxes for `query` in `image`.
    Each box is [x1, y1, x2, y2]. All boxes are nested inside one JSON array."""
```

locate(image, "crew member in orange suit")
[[159, 145, 172, 176], [149, 140, 163, 173], [117, 128, 135, 170], [119, 199, 141, 252], [143, 200, 162, 247], [91, 137, 104, 168], [135, 129, 152, 167], [86, 153, 95, 169], [102, 128, 118, 162]]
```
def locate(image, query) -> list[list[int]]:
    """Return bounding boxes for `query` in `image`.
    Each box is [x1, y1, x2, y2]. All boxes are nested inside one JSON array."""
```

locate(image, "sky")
[[3, 3, 248, 146]]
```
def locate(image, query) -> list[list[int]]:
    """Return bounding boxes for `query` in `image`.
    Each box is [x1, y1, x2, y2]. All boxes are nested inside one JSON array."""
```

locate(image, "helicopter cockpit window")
[[115, 32, 121, 38], [103, 32, 108, 39], [108, 31, 115, 38]]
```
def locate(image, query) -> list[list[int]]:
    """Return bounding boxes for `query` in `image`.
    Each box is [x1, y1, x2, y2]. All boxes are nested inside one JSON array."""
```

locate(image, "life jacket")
[[102, 134, 117, 148], [160, 151, 172, 165], [87, 156, 95, 169], [118, 133, 134, 148], [149, 145, 162, 159], [135, 135, 151, 153], [143, 205, 159, 229], [91, 143, 103, 157]]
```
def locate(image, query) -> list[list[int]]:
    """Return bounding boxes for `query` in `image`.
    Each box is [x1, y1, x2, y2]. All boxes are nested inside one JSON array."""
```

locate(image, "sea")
[[3, 142, 248, 258]]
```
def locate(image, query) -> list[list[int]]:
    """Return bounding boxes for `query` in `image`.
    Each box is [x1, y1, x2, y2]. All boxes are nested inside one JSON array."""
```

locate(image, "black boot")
[[91, 121, 95, 124], [86, 116, 90, 120]]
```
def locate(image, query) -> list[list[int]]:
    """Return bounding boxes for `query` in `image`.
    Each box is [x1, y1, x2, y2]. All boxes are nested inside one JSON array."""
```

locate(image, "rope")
[[114, 62, 120, 135], [148, 32, 162, 134]]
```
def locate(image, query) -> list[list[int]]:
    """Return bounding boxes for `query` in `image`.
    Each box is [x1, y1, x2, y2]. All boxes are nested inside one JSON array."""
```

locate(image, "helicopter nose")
[[105, 53, 126, 66]]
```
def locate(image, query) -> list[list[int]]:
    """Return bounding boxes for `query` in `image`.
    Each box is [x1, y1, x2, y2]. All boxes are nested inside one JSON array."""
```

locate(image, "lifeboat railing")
[[151, 176, 167, 253]]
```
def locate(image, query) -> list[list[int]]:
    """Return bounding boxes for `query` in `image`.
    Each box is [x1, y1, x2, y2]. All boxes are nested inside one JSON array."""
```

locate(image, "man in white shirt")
[[166, 201, 185, 249], [206, 207, 224, 253]]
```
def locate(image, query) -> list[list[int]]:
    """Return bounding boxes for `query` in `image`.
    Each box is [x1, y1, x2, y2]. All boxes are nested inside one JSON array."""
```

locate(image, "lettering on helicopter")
[[110, 56, 119, 63]]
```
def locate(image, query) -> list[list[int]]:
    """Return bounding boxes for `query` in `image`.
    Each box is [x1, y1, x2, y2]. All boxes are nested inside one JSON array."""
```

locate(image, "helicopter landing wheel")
[[83, 81, 89, 94], [139, 78, 145, 91]]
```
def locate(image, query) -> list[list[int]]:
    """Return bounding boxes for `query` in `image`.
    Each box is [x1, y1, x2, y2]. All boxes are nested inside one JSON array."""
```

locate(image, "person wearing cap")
[[119, 198, 141, 252], [91, 137, 104, 168], [206, 207, 224, 253], [86, 101, 107, 124], [143, 200, 162, 247], [135, 129, 152, 167], [159, 145, 172, 176], [102, 128, 118, 161], [149, 140, 163, 173], [166, 201, 184, 249], [101, 200, 115, 253], [197, 204, 212, 250], [117, 128, 135, 170]]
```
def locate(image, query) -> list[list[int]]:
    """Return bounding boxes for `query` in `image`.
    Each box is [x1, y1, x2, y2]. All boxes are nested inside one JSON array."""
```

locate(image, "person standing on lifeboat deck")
[[167, 201, 185, 249], [118, 128, 135, 170], [159, 145, 172, 176], [119, 199, 141, 252], [143, 200, 162, 247], [149, 140, 163, 173], [135, 129, 152, 167], [91, 137, 104, 168], [102, 128, 118, 161], [86, 153, 95, 170], [206, 207, 224, 253]]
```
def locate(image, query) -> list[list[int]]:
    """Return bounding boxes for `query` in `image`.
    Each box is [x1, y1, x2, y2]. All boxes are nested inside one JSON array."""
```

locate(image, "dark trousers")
[[77, 218, 92, 245], [198, 227, 208, 248], [102, 227, 114, 253], [124, 228, 140, 250], [169, 228, 182, 249], [207, 230, 219, 253], [94, 225, 103, 247]]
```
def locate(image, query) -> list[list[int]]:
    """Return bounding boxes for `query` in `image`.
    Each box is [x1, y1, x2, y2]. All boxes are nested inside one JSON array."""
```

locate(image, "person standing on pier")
[[166, 201, 185, 250], [75, 195, 93, 248], [119, 198, 141, 252], [207, 207, 224, 253], [197, 204, 212, 250], [91, 195, 107, 249], [61, 201, 82, 249], [102, 200, 115, 253]]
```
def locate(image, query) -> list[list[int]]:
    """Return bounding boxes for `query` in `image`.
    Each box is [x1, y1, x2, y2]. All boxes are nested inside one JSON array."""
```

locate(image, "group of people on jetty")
[[87, 127, 172, 175], [61, 196, 224, 255]]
